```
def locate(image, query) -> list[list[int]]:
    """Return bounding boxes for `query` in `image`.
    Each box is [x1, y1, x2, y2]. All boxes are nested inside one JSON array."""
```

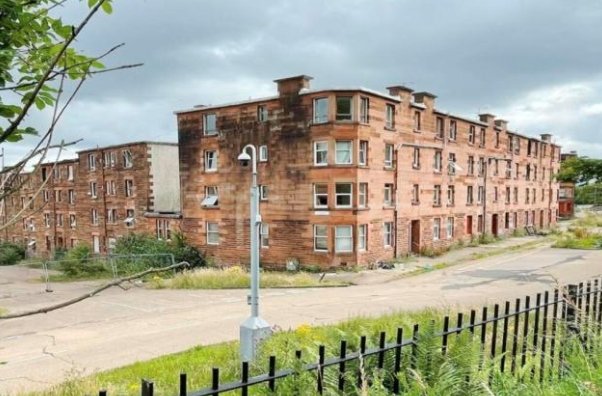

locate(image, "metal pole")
[[240, 144, 271, 361]]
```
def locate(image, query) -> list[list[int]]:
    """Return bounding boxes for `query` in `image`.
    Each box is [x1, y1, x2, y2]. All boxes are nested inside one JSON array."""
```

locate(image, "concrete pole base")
[[240, 316, 272, 361]]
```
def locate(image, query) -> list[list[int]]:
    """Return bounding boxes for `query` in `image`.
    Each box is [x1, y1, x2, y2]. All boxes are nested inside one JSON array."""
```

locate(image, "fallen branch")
[[0, 261, 190, 320]]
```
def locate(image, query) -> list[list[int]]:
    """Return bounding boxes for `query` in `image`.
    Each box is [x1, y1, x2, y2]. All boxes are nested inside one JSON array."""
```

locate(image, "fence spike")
[[511, 298, 521, 375], [378, 331, 386, 369], [393, 328, 403, 395], [179, 372, 187, 396], [500, 301, 511, 373], [338, 340, 347, 392], [268, 355, 276, 391], [442, 316, 450, 355], [520, 295, 531, 368], [540, 291, 550, 383], [317, 345, 325, 394]]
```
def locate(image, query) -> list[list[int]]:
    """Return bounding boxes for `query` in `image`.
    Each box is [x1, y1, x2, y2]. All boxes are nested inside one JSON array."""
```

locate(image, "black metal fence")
[[98, 278, 602, 396]]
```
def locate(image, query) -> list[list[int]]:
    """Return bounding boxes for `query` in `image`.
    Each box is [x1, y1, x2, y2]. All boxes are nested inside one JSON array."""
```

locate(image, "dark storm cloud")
[[5, 0, 602, 164]]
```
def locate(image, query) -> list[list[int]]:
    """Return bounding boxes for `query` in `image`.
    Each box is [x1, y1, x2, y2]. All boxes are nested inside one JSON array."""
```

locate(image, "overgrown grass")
[[0, 307, 6, 317], [148, 267, 351, 289], [574, 212, 602, 228], [31, 305, 602, 395]]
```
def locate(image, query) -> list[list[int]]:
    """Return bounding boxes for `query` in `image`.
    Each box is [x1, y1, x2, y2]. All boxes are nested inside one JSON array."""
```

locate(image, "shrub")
[[59, 244, 107, 277], [0, 242, 25, 265]]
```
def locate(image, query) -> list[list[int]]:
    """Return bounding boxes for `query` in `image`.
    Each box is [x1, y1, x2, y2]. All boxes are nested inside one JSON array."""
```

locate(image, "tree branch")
[[0, 261, 190, 320]]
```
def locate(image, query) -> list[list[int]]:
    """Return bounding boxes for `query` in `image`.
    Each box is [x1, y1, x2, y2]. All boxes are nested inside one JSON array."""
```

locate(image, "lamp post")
[[237, 144, 271, 361]]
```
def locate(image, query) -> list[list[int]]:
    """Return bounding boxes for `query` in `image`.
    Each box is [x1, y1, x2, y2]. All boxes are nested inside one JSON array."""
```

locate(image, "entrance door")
[[466, 215, 473, 235], [410, 220, 420, 254], [540, 210, 544, 228], [492, 214, 499, 237], [92, 235, 100, 254]]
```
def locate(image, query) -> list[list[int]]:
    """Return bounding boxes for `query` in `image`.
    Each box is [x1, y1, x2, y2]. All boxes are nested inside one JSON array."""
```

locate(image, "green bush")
[[59, 244, 107, 277], [0, 242, 25, 265]]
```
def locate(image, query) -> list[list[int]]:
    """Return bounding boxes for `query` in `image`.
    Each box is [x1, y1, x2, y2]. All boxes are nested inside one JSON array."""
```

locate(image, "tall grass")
[[148, 267, 350, 289], [30, 307, 602, 396]]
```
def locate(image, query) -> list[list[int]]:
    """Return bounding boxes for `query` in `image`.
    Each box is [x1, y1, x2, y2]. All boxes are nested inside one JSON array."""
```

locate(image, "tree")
[[0, 0, 141, 232], [556, 156, 602, 185]]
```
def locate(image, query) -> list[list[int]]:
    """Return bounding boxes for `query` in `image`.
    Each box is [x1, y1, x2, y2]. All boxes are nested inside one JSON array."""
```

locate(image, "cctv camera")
[[237, 151, 251, 167]]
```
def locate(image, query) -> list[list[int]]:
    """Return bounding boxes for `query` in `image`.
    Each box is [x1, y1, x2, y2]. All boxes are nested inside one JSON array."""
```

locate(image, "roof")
[[77, 141, 177, 154]]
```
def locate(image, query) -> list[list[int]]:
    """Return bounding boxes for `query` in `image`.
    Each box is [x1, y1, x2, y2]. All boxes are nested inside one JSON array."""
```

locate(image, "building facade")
[[1, 142, 181, 257], [176, 75, 561, 269]]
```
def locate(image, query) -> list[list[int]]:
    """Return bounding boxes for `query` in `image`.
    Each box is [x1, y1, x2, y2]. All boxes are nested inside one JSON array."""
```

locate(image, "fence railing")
[[98, 277, 602, 396]]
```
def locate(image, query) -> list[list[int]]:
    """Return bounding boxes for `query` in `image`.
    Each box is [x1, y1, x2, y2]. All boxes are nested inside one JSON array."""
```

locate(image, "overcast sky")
[[5, 0, 602, 165]]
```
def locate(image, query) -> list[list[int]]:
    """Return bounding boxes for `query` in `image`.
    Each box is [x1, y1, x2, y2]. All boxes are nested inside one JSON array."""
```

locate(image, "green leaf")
[[34, 97, 46, 110], [101, 1, 113, 14]]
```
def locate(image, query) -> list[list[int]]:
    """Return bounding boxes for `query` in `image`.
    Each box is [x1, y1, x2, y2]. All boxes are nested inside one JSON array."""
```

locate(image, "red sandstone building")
[[1, 142, 181, 256], [176, 75, 561, 269]]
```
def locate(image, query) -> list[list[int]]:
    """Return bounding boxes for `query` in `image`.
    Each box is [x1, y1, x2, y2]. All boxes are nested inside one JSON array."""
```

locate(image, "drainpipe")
[[483, 159, 487, 236], [100, 149, 108, 254], [393, 147, 399, 258]]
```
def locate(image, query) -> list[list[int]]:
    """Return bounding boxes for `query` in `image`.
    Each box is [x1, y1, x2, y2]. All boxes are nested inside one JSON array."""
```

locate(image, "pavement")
[[1, 236, 602, 395]]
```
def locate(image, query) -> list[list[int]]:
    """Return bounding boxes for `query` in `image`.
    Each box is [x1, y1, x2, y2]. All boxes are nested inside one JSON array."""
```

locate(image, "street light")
[[238, 144, 271, 361]]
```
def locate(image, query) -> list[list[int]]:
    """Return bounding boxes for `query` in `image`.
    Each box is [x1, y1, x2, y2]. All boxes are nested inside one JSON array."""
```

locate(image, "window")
[[259, 185, 269, 201], [203, 113, 217, 135], [436, 117, 444, 138], [156, 219, 171, 240], [313, 97, 329, 124], [105, 180, 116, 196], [513, 136, 520, 155], [314, 184, 328, 208], [260, 224, 269, 248], [358, 141, 368, 166], [479, 128, 486, 147], [433, 218, 441, 241], [447, 185, 455, 205], [449, 120, 457, 140], [122, 150, 133, 168], [104, 151, 116, 168], [335, 183, 352, 208], [42, 167, 48, 181], [515, 163, 519, 179], [89, 182, 97, 198], [53, 166, 60, 180], [91, 209, 98, 225], [125, 179, 134, 197], [413, 111, 421, 131], [336, 96, 353, 121], [533, 188, 536, 204], [384, 184, 394, 206], [525, 188, 530, 204], [358, 224, 367, 251], [505, 213, 510, 229], [358, 183, 368, 208], [54, 189, 61, 202], [467, 186, 474, 204], [43, 190, 49, 202], [69, 214, 76, 229], [433, 185, 441, 206], [384, 144, 394, 168], [514, 187, 519, 203], [468, 125, 475, 144], [314, 141, 328, 166], [335, 141, 352, 164], [206, 222, 219, 245], [68, 189, 75, 204], [383, 222, 394, 247], [446, 217, 454, 239], [314, 225, 328, 251], [385, 104, 395, 129], [259, 145, 268, 162], [412, 147, 420, 169], [468, 156, 475, 175], [505, 187, 511, 204], [88, 154, 96, 170], [526, 164, 531, 180], [506, 161, 512, 179], [494, 159, 499, 176], [433, 150, 442, 172], [44, 213, 51, 228], [496, 132, 500, 148], [202, 186, 219, 207], [205, 150, 218, 171], [478, 157, 485, 177], [67, 165, 74, 181], [257, 105, 268, 122], [125, 209, 135, 227], [335, 225, 353, 253], [494, 187, 499, 202], [360, 97, 369, 123], [478, 215, 484, 233], [412, 184, 420, 204], [478, 186, 484, 204], [448, 153, 457, 175], [106, 209, 117, 224]]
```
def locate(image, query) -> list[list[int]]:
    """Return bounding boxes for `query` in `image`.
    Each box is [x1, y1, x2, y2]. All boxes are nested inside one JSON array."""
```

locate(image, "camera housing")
[[238, 151, 251, 167]]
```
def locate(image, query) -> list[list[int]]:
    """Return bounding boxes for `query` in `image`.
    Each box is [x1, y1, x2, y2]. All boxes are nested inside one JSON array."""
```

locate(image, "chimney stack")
[[494, 119, 508, 131], [274, 75, 313, 96], [412, 91, 437, 109], [540, 133, 552, 142], [386, 85, 414, 103], [479, 113, 496, 125]]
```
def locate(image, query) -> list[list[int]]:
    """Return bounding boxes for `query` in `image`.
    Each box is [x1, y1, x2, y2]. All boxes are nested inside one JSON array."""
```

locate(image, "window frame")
[[204, 150, 218, 172], [335, 183, 353, 208], [359, 96, 370, 124], [206, 222, 220, 245], [260, 223, 269, 248], [313, 97, 329, 124], [358, 224, 367, 251], [433, 218, 441, 241], [257, 105, 268, 122], [203, 113, 218, 135], [358, 140, 368, 166], [385, 104, 395, 129], [259, 145, 268, 162], [383, 222, 394, 247], [335, 96, 353, 122], [384, 183, 394, 207], [313, 184, 328, 209], [358, 182, 368, 208], [314, 141, 329, 166], [384, 143, 394, 168], [122, 150, 133, 169], [313, 225, 328, 252], [335, 141, 353, 165], [335, 225, 353, 253]]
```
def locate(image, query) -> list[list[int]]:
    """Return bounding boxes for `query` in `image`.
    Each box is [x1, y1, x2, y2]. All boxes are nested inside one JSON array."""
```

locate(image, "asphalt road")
[[1, 245, 601, 394]]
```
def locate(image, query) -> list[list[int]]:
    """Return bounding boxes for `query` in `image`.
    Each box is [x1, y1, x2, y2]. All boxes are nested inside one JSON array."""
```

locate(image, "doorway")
[[93, 235, 100, 254], [410, 220, 420, 254], [540, 210, 544, 228], [492, 214, 499, 237], [466, 215, 473, 235]]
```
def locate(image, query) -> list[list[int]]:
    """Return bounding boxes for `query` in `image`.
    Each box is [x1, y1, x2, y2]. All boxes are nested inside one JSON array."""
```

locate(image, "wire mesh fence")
[[41, 253, 175, 291]]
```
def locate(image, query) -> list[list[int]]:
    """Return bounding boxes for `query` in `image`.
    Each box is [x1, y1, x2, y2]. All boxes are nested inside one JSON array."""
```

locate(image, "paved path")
[[1, 243, 602, 394]]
